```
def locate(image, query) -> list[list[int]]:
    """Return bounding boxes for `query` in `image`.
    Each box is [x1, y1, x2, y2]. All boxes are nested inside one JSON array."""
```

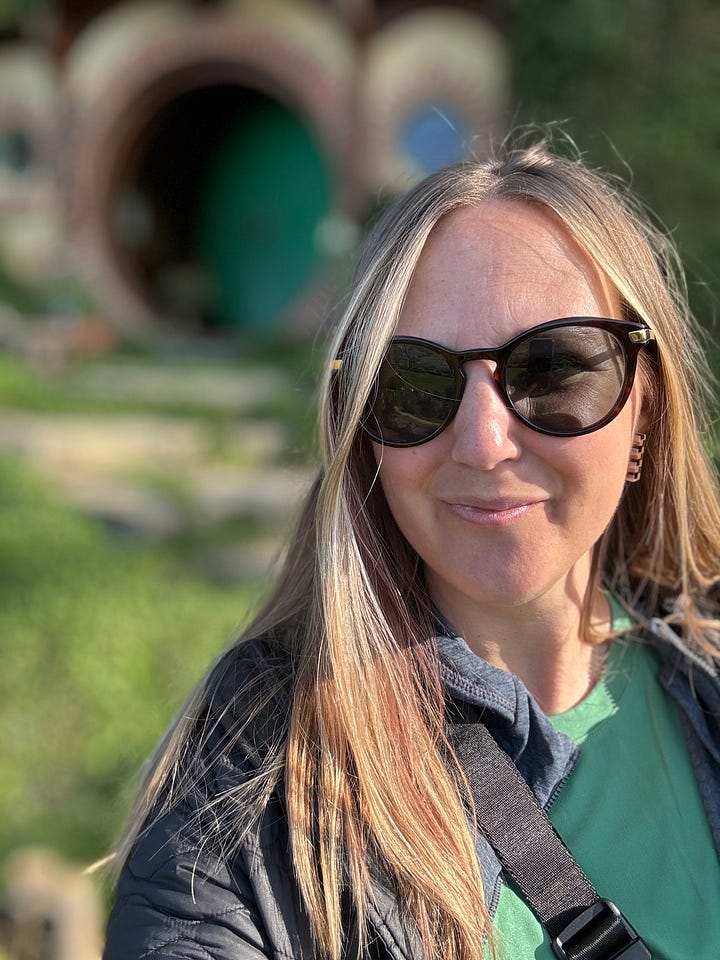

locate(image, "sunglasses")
[[351, 317, 655, 446]]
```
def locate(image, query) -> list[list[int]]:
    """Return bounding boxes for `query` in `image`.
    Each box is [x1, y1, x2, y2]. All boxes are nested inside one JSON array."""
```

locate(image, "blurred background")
[[0, 0, 717, 956]]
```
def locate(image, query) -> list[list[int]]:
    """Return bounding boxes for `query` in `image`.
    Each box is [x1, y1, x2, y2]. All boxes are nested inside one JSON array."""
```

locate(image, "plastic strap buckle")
[[552, 899, 651, 960]]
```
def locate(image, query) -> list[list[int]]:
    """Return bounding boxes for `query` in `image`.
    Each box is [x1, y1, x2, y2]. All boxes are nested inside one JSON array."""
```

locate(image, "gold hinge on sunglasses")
[[628, 329, 656, 344], [332, 358, 343, 371]]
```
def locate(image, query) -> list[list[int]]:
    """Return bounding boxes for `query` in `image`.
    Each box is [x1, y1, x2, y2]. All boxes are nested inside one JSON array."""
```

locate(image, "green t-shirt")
[[492, 601, 720, 959]]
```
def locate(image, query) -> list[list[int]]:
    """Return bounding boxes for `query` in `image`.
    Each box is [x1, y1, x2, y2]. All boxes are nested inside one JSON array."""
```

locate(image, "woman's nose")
[[448, 364, 521, 469]]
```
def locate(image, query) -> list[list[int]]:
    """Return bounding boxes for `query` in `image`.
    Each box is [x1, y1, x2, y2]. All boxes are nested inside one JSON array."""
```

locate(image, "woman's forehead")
[[394, 201, 621, 345]]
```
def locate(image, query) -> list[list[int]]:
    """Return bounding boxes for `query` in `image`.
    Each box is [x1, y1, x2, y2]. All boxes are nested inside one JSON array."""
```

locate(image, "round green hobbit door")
[[196, 95, 331, 333]]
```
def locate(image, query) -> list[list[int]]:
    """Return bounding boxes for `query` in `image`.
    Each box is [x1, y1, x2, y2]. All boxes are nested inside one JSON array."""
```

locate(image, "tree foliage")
[[511, 0, 720, 337]]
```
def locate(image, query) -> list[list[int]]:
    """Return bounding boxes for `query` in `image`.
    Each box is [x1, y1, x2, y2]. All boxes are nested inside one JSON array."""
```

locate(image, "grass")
[[0, 338, 320, 870], [0, 456, 267, 864]]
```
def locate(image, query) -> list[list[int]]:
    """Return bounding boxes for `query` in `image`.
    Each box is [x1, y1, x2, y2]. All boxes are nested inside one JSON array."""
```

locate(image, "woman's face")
[[373, 201, 644, 623]]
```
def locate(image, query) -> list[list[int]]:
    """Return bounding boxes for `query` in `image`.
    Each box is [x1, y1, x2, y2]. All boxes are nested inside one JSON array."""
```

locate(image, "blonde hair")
[[112, 139, 720, 960]]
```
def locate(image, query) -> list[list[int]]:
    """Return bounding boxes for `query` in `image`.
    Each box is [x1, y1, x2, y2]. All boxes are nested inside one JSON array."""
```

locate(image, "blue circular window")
[[401, 105, 469, 175]]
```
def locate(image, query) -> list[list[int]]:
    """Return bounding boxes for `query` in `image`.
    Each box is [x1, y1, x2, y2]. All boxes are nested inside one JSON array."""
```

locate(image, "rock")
[[1, 847, 102, 960], [191, 466, 313, 523], [198, 537, 287, 582]]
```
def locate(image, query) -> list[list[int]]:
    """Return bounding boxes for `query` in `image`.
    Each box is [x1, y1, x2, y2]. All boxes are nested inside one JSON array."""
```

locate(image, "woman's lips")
[[441, 497, 545, 526]]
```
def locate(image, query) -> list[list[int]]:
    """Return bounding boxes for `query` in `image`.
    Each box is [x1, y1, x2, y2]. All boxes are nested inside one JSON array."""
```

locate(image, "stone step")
[[69, 362, 295, 412], [0, 411, 312, 553], [0, 412, 288, 472]]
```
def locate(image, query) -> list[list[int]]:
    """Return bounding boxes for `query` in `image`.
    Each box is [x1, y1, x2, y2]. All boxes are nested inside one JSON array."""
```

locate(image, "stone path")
[[0, 359, 317, 580]]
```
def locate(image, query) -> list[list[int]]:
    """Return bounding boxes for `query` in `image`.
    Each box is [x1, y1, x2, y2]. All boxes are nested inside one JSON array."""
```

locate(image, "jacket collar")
[[436, 628, 578, 809]]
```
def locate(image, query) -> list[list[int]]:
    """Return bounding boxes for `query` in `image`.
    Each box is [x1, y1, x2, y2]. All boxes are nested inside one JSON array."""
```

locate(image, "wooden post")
[[1, 847, 102, 960]]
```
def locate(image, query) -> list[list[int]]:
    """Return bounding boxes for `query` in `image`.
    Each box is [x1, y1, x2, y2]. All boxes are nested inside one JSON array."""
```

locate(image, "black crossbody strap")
[[449, 722, 651, 960]]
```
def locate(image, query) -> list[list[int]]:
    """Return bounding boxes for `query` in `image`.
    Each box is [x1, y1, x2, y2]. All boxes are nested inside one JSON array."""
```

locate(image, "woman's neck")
[[433, 583, 612, 715]]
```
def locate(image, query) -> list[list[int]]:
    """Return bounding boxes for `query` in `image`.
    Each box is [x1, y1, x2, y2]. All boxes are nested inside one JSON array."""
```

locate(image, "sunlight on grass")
[[0, 450, 270, 864]]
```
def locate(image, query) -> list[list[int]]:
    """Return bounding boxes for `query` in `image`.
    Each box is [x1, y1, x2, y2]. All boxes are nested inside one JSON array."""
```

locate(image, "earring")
[[626, 433, 647, 483]]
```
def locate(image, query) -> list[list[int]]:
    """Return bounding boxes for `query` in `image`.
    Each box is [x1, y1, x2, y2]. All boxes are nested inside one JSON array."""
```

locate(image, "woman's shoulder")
[[201, 631, 296, 771], [211, 632, 295, 708], [104, 634, 300, 960]]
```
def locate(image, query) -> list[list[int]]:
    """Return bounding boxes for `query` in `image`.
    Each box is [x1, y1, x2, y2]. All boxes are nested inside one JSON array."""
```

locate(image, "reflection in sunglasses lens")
[[506, 328, 625, 433], [371, 344, 457, 445]]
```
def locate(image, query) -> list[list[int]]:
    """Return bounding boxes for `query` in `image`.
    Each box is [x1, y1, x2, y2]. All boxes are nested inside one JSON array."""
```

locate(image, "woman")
[[103, 140, 720, 960]]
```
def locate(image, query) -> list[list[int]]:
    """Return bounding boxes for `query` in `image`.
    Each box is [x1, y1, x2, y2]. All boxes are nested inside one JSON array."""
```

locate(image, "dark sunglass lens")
[[364, 342, 459, 445], [505, 326, 627, 433]]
